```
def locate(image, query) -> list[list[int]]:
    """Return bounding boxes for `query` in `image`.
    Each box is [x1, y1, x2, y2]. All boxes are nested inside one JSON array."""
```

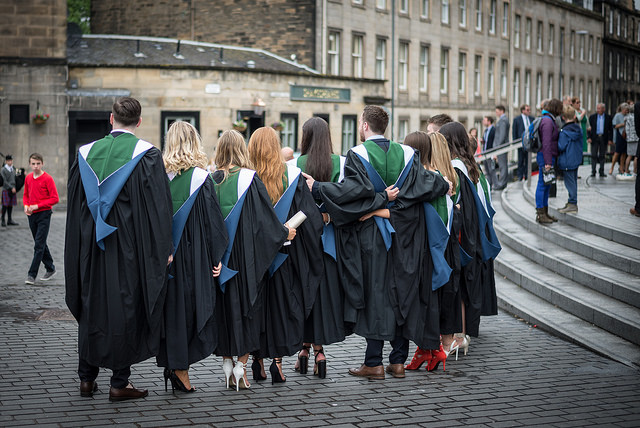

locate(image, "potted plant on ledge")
[[32, 110, 50, 125], [233, 119, 247, 132], [271, 121, 285, 132]]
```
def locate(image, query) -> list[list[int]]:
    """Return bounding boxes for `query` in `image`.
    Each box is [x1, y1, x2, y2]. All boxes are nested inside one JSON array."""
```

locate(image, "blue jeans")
[[535, 153, 556, 209], [563, 169, 578, 205], [27, 210, 55, 278]]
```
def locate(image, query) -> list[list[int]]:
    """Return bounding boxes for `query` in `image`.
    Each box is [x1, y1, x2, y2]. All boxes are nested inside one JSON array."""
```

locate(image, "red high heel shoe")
[[405, 347, 432, 370], [426, 345, 448, 372]]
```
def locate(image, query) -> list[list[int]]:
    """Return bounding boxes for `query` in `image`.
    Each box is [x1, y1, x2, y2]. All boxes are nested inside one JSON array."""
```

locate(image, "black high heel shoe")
[[163, 368, 171, 392], [314, 348, 326, 379], [297, 345, 310, 374], [166, 369, 195, 393], [269, 358, 286, 384], [252, 358, 267, 381]]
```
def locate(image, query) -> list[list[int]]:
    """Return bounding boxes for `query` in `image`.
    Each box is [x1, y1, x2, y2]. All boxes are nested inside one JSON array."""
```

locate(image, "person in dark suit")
[[513, 104, 534, 180], [587, 103, 614, 177], [481, 116, 496, 185]]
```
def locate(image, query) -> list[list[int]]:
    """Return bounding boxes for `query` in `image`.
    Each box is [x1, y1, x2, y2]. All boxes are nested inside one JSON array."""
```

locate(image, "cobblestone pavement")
[[1, 210, 639, 427]]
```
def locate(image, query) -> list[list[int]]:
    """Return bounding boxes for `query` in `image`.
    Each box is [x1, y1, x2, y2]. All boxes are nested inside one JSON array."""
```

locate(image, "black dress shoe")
[[80, 380, 98, 397], [109, 384, 148, 401], [599, 173, 607, 178], [7, 220, 18, 226], [590, 173, 596, 177]]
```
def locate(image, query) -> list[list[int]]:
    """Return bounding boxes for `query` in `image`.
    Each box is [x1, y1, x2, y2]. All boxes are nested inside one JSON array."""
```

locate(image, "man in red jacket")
[[23, 153, 59, 284]]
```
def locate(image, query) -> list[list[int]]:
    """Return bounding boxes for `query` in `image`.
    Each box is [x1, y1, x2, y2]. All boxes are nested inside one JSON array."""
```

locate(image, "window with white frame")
[[440, 47, 449, 94], [514, 15, 521, 48], [442, 0, 450, 24], [536, 72, 542, 107], [609, 9, 613, 35], [579, 79, 584, 105], [460, 0, 467, 27], [570, 30, 575, 59], [624, 15, 628, 39], [281, 114, 298, 149], [524, 70, 531, 105], [525, 18, 532, 50], [489, 0, 496, 34], [420, 45, 430, 92], [502, 2, 508, 36], [559, 74, 564, 98], [398, 119, 409, 141], [487, 56, 495, 97], [352, 34, 363, 78], [595, 80, 599, 104], [500, 59, 507, 98], [353, 0, 363, 4], [474, 55, 481, 96], [608, 51, 613, 78], [328, 31, 340, 75], [559, 27, 564, 58], [376, 38, 386, 79], [579, 34, 585, 62], [588, 36, 593, 63], [547, 74, 553, 99], [342, 115, 357, 155], [596, 37, 600, 64], [475, 0, 482, 31], [569, 77, 574, 97], [458, 52, 467, 94], [536, 21, 543, 53], [549, 24, 554, 55], [421, 0, 430, 18], [587, 81, 593, 110], [616, 11, 620, 37], [377, 0, 387, 9], [400, 0, 409, 14], [399, 41, 409, 90], [513, 68, 520, 107], [617, 53, 621, 79]]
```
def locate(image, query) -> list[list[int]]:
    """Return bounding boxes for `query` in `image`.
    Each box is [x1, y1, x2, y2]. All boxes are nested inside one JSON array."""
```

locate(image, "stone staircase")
[[492, 174, 640, 368]]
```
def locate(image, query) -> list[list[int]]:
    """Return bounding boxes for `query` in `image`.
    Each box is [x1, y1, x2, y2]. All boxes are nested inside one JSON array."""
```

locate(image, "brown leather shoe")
[[108, 384, 148, 401], [385, 363, 406, 378], [80, 380, 98, 397], [348, 364, 385, 380]]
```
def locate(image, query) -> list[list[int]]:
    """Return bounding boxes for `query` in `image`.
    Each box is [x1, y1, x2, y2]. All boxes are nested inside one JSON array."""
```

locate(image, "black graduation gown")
[[438, 205, 463, 336], [317, 151, 449, 341], [260, 178, 324, 358], [455, 168, 484, 338], [156, 178, 228, 369], [65, 148, 173, 370], [211, 173, 289, 357]]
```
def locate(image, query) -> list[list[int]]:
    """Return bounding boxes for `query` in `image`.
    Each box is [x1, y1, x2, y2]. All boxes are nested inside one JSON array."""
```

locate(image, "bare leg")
[[610, 153, 619, 174], [174, 369, 192, 390]]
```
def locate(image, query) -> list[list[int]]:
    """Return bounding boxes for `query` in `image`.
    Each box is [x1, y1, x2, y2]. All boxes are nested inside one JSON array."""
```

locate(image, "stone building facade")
[[595, 0, 640, 113], [0, 0, 69, 195]]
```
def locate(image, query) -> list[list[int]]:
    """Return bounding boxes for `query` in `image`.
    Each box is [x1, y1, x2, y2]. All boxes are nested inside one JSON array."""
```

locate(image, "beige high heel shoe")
[[222, 358, 234, 389], [233, 361, 250, 391], [454, 333, 470, 359]]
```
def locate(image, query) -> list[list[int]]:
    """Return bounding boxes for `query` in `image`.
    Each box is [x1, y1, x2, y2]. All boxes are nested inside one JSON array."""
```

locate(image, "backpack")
[[522, 116, 544, 153]]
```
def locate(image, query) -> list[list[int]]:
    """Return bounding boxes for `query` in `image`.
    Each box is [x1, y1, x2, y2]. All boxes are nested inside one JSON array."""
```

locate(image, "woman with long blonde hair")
[[247, 127, 324, 385], [157, 121, 228, 393], [211, 129, 294, 391]]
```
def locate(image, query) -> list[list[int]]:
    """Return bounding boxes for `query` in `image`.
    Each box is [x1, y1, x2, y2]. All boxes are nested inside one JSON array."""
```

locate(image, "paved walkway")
[[1, 189, 639, 427]]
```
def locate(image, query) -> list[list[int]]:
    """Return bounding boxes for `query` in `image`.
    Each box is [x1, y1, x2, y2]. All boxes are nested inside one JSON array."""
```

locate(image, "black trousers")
[[591, 135, 607, 175], [517, 148, 528, 180], [364, 336, 409, 367], [78, 357, 131, 389], [27, 210, 55, 278]]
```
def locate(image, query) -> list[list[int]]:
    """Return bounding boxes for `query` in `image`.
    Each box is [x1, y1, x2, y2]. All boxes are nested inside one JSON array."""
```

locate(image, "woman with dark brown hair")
[[535, 98, 563, 224], [248, 127, 324, 384], [289, 117, 346, 379]]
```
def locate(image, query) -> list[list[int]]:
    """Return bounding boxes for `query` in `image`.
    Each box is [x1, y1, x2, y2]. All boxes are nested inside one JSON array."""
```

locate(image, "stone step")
[[500, 183, 640, 276], [522, 178, 640, 250], [495, 274, 640, 369], [492, 197, 640, 309], [494, 240, 640, 345]]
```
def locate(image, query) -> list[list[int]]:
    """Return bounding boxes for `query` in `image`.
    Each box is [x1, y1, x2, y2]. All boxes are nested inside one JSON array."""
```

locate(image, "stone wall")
[[91, 0, 317, 68]]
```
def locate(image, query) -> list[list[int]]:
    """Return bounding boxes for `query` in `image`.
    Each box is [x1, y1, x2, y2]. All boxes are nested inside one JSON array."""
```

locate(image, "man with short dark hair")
[[427, 113, 453, 133], [65, 97, 173, 401], [481, 116, 496, 185], [492, 105, 510, 190], [305, 105, 451, 380], [587, 103, 613, 177], [513, 104, 534, 180]]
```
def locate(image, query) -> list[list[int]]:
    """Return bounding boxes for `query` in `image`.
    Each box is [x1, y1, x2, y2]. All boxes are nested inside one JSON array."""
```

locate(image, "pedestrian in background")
[[23, 153, 59, 284], [491, 105, 510, 190], [535, 99, 563, 224], [512, 104, 534, 181], [623, 102, 638, 177], [1, 154, 19, 227], [571, 97, 589, 161], [587, 103, 613, 178], [611, 103, 629, 176], [557, 105, 583, 214]]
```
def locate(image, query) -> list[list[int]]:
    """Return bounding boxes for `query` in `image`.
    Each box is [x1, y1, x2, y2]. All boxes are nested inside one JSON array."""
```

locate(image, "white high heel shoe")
[[222, 358, 234, 389], [453, 333, 470, 359], [233, 361, 250, 391]]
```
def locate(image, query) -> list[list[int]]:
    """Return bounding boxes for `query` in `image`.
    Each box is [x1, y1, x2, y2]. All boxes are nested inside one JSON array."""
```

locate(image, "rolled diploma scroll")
[[283, 211, 307, 246]]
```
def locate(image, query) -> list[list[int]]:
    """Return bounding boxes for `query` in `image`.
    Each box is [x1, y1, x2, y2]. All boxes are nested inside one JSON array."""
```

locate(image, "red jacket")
[[23, 172, 59, 213]]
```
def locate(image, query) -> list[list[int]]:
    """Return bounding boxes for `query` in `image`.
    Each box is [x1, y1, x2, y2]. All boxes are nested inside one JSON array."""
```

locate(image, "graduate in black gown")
[[288, 117, 347, 379], [211, 130, 293, 390], [305, 106, 450, 380], [248, 127, 324, 384], [440, 122, 500, 343], [65, 97, 173, 401], [156, 121, 228, 393]]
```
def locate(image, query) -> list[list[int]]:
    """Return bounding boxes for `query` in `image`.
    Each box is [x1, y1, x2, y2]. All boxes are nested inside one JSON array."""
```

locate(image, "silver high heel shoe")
[[233, 361, 250, 391], [454, 333, 470, 359], [222, 358, 234, 389]]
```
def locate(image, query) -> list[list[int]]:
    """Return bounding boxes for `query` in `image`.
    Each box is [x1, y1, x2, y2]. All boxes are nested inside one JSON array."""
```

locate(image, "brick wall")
[[0, 0, 67, 58], [90, 0, 317, 68]]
